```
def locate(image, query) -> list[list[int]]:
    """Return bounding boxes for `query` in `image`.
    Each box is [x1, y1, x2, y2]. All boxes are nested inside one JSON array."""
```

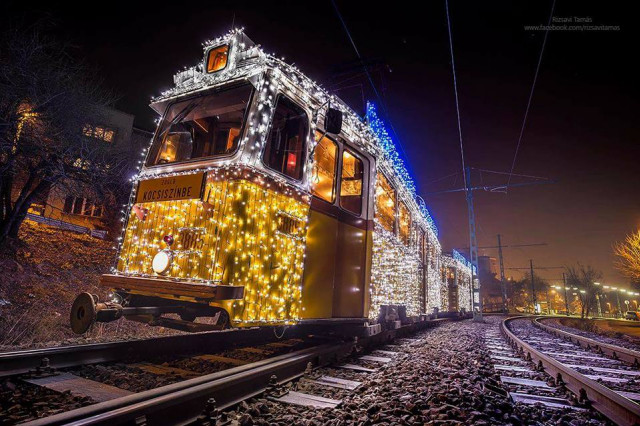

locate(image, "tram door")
[[301, 133, 340, 319], [332, 146, 369, 318], [301, 135, 369, 319]]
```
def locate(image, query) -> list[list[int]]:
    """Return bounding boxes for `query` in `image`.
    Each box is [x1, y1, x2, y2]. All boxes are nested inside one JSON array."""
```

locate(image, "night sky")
[[4, 1, 638, 286]]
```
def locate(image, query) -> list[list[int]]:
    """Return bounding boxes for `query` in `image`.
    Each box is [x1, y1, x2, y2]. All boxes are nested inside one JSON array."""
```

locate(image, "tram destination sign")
[[136, 172, 206, 203]]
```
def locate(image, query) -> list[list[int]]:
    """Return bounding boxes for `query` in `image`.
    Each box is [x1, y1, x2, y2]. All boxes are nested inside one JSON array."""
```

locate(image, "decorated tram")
[[70, 29, 475, 335]]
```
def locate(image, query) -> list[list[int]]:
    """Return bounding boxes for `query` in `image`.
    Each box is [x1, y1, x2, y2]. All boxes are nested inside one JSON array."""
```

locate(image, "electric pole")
[[506, 262, 564, 314], [497, 234, 507, 313], [427, 169, 552, 320], [563, 272, 569, 315], [465, 167, 482, 321], [530, 259, 537, 313], [456, 239, 546, 313]]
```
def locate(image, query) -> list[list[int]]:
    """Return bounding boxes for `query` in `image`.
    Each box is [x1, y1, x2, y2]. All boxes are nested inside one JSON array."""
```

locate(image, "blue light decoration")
[[366, 101, 438, 235], [453, 249, 477, 274]]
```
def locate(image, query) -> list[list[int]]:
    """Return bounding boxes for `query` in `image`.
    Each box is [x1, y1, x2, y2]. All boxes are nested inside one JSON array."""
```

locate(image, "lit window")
[[63, 196, 103, 218], [340, 149, 364, 215], [310, 131, 337, 202], [207, 45, 229, 73], [103, 129, 114, 142], [83, 124, 115, 143], [263, 96, 308, 180], [398, 201, 411, 245], [148, 84, 252, 166], [375, 172, 395, 232]]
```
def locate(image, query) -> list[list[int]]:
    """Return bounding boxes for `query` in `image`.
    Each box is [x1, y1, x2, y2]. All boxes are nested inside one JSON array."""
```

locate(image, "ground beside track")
[[543, 317, 640, 352], [0, 222, 184, 351]]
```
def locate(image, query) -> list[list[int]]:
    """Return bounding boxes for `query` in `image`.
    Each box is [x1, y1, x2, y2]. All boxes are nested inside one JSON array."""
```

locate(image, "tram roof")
[[150, 28, 439, 240]]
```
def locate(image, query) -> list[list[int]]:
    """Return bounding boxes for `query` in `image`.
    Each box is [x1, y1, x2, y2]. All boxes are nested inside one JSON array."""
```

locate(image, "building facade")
[[25, 107, 152, 237]]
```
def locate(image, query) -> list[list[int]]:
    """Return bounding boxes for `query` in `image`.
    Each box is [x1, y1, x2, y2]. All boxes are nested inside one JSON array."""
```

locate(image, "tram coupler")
[[70, 292, 187, 334]]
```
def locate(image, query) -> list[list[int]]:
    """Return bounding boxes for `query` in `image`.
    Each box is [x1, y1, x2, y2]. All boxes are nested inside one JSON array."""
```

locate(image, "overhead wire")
[[506, 0, 557, 192], [444, 0, 468, 190], [330, 0, 412, 166]]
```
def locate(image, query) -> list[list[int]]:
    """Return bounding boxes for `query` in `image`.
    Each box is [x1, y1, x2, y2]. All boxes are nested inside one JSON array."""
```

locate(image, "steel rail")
[[535, 317, 640, 366], [26, 341, 352, 426], [501, 316, 640, 426], [0, 327, 305, 378], [23, 317, 459, 425]]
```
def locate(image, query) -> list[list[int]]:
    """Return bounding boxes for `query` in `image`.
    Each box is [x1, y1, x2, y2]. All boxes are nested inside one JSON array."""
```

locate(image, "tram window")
[[148, 84, 252, 166], [206, 45, 229, 73], [263, 96, 308, 181], [310, 131, 338, 202], [398, 201, 411, 245], [340, 149, 364, 215], [375, 172, 395, 232]]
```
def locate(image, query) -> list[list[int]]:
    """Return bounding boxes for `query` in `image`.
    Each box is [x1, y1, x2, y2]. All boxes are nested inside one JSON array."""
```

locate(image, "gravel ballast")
[[219, 319, 606, 425]]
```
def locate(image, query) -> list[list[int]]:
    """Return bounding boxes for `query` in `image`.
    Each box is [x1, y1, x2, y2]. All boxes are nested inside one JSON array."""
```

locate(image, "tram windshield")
[[147, 84, 253, 166]]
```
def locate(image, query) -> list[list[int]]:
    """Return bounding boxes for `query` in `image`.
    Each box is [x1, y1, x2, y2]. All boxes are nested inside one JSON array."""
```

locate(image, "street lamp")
[[613, 288, 623, 318]]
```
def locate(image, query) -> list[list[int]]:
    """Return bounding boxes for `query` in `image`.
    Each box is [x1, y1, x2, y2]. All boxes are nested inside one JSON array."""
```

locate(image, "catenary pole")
[[563, 273, 569, 315], [530, 259, 537, 313], [497, 234, 507, 312]]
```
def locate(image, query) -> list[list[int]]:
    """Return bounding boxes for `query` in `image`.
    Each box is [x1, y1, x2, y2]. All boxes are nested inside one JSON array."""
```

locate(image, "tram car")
[[70, 29, 474, 335]]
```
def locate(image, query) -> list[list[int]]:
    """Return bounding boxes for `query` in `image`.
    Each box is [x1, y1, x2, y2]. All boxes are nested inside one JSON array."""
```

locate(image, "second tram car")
[[70, 29, 475, 335]]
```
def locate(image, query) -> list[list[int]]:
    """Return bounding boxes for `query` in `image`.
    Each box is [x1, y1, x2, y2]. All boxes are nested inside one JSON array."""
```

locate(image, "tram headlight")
[[152, 250, 173, 275]]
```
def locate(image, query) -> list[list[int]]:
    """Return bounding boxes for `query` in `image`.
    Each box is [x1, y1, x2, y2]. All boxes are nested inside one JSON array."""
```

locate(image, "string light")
[[110, 28, 471, 327]]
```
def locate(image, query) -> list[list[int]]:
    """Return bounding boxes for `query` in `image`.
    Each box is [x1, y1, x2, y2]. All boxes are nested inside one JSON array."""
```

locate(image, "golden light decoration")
[[116, 167, 310, 326]]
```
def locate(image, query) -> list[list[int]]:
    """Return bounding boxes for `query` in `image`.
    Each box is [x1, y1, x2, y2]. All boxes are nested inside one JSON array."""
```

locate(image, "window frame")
[[145, 82, 255, 169], [337, 143, 368, 217], [261, 93, 310, 183], [309, 131, 339, 204], [64, 196, 103, 218], [205, 44, 231, 74]]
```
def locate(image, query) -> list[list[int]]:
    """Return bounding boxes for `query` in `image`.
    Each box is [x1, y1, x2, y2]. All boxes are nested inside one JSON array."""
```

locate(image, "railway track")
[[502, 316, 640, 426], [1, 317, 458, 425]]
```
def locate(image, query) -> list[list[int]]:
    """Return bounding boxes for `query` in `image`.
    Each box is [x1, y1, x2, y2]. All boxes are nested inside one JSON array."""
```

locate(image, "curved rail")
[[535, 317, 640, 366], [501, 316, 640, 426]]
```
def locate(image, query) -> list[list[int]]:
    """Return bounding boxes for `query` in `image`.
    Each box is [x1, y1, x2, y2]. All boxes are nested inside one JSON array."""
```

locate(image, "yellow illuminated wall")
[[116, 168, 310, 325]]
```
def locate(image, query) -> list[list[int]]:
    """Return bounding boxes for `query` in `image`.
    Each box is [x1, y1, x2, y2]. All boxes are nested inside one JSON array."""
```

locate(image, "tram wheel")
[[70, 292, 98, 334]]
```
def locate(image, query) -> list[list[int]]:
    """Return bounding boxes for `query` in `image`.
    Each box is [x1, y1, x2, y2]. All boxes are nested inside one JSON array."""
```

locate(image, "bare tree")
[[0, 26, 125, 248], [565, 264, 603, 318], [613, 230, 640, 285], [511, 273, 549, 313]]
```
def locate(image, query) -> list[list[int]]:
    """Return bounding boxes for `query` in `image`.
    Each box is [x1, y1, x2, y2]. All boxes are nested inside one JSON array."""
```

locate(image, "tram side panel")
[[115, 171, 310, 326]]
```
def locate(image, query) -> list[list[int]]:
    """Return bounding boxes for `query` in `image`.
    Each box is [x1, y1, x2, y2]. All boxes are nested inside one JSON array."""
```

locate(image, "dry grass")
[[0, 221, 180, 351]]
